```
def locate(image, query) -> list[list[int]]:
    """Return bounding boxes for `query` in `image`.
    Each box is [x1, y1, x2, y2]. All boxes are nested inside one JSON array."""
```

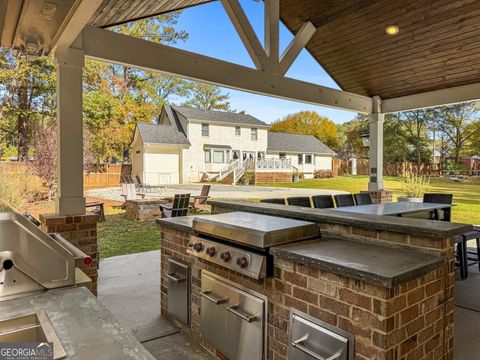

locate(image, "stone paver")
[[86, 183, 346, 202]]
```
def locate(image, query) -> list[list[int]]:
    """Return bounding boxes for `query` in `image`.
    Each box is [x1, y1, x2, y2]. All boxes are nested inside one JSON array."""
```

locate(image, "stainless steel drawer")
[[227, 287, 265, 360], [288, 309, 354, 360], [201, 272, 229, 354], [167, 258, 190, 325]]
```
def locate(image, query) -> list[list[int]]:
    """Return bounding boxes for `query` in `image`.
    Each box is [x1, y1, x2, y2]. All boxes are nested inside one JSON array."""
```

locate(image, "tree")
[[0, 48, 56, 161], [336, 115, 368, 159], [31, 123, 56, 200], [182, 82, 232, 111], [435, 102, 479, 163], [271, 111, 339, 150]]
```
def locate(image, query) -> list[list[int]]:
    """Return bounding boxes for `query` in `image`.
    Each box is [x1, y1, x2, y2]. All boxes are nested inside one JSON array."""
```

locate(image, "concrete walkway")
[[98, 251, 213, 359], [86, 183, 346, 202]]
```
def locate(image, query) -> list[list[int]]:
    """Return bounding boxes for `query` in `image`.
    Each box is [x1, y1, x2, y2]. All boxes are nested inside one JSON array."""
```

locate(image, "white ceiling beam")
[[278, 22, 316, 76], [51, 0, 104, 50], [264, 0, 279, 66], [81, 26, 372, 114], [382, 82, 480, 113], [220, 0, 269, 71]]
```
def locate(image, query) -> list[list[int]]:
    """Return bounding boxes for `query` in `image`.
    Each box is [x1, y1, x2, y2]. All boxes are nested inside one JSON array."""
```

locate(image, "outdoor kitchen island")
[[157, 201, 471, 360]]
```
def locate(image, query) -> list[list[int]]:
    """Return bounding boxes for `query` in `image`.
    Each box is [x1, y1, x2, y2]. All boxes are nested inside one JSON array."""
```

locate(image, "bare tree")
[[32, 123, 56, 200]]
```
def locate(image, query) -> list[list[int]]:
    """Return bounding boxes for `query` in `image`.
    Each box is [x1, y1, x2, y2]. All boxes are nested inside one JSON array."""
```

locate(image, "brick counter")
[[159, 221, 455, 360]]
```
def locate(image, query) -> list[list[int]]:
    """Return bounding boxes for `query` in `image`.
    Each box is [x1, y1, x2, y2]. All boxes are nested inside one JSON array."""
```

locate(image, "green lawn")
[[258, 176, 480, 225], [97, 212, 160, 258]]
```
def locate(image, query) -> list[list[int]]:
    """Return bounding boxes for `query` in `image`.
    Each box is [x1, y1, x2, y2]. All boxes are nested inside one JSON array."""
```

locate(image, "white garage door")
[[144, 152, 180, 185]]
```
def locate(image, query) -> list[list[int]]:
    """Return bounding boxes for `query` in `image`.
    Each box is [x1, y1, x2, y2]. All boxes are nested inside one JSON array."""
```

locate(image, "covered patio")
[[1, 0, 480, 359]]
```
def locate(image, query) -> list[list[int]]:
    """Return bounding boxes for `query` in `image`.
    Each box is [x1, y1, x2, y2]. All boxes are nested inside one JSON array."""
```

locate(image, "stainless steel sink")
[[0, 311, 66, 359]]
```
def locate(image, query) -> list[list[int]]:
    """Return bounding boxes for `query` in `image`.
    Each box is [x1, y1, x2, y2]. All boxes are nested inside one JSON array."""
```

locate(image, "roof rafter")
[[278, 22, 316, 76]]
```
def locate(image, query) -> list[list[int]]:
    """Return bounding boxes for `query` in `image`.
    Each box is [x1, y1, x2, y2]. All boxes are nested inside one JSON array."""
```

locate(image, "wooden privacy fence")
[[332, 159, 443, 177], [0, 162, 131, 189]]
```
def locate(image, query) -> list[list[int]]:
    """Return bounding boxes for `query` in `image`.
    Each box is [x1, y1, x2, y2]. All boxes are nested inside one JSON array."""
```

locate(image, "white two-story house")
[[131, 105, 335, 184]]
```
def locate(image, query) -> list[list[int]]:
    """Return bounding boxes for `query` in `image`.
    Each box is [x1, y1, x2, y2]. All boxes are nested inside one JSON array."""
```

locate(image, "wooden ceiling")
[[88, 0, 480, 100]]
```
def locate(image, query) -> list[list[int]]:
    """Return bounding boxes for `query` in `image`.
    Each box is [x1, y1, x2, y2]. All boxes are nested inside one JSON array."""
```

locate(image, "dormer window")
[[202, 123, 209, 137]]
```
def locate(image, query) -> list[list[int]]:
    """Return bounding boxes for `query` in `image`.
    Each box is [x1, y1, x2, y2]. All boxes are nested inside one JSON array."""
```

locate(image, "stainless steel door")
[[288, 309, 353, 360], [167, 258, 190, 325], [227, 287, 265, 360], [201, 272, 229, 353]]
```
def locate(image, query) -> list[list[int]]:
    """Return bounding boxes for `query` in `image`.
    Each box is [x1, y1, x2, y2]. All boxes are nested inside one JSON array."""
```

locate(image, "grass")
[[258, 176, 480, 225], [97, 206, 160, 258]]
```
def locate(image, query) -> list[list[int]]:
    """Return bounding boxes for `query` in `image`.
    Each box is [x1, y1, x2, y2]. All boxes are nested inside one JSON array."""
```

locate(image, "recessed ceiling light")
[[386, 25, 399, 36]]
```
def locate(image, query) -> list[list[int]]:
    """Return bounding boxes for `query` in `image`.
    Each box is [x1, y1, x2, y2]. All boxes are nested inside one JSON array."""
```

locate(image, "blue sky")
[[170, 0, 356, 124]]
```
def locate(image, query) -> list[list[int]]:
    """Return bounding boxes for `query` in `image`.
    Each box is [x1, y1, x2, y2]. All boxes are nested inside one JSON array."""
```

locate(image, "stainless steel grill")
[[0, 207, 91, 301], [188, 212, 319, 279]]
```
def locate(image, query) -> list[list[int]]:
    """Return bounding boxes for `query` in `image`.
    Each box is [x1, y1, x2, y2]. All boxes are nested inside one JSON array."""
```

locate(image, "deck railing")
[[218, 159, 239, 180], [256, 158, 292, 171]]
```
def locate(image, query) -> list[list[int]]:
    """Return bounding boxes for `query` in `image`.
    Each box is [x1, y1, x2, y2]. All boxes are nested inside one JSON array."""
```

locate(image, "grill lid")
[[192, 212, 318, 249]]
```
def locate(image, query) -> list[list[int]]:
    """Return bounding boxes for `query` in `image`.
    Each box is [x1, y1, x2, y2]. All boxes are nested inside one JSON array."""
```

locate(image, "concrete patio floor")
[[98, 250, 480, 359], [86, 183, 346, 202]]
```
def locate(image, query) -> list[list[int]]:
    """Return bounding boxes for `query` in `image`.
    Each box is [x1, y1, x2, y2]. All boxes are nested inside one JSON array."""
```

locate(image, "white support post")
[[54, 47, 86, 215], [220, 0, 269, 71], [368, 96, 384, 192], [264, 0, 279, 66], [278, 22, 316, 75]]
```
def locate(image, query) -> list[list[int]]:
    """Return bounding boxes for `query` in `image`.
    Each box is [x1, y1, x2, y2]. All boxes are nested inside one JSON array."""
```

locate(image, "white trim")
[[382, 82, 480, 113], [220, 0, 269, 71], [264, 0, 279, 66], [81, 26, 372, 114], [278, 22, 316, 75]]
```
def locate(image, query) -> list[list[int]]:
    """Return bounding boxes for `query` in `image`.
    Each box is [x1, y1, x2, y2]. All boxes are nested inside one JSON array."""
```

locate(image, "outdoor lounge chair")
[[86, 201, 105, 221], [286, 197, 312, 208], [354, 193, 372, 205], [312, 195, 335, 209], [191, 185, 211, 211], [423, 193, 453, 221], [121, 183, 145, 201], [160, 193, 191, 218], [334, 194, 355, 207], [135, 175, 166, 193], [260, 198, 286, 205]]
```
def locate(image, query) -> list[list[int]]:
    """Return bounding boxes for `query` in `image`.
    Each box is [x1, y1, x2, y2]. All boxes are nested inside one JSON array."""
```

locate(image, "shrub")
[[401, 173, 430, 198], [0, 167, 40, 210], [314, 169, 334, 178]]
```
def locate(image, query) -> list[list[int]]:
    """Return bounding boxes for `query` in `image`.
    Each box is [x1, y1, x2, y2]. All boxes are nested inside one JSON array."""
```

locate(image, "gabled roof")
[[171, 106, 269, 128], [267, 132, 336, 156], [136, 123, 190, 146]]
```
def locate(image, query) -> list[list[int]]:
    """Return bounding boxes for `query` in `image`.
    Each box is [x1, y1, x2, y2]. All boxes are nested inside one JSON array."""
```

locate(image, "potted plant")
[[398, 173, 430, 202], [241, 172, 253, 185]]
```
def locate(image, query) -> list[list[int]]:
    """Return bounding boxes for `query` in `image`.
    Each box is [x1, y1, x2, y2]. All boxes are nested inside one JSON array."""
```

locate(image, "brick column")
[[40, 212, 98, 294], [369, 190, 393, 203]]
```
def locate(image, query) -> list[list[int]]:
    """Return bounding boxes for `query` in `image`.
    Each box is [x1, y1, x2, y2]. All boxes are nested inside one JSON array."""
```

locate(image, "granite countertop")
[[271, 237, 444, 287], [1, 287, 155, 360], [208, 200, 472, 237]]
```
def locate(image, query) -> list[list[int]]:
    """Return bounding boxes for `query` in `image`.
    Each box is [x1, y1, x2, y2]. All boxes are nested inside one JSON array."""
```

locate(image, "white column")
[[54, 47, 86, 215], [368, 96, 385, 192]]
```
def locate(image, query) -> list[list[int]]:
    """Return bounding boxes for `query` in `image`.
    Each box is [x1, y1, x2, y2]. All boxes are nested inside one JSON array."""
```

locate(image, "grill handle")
[[292, 334, 344, 360], [227, 305, 257, 323], [51, 233, 92, 266], [167, 273, 186, 283], [201, 290, 227, 305]]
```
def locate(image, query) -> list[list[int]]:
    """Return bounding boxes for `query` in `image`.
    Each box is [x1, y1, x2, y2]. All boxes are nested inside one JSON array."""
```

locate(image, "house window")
[[257, 151, 265, 160], [204, 149, 211, 163], [298, 154, 303, 165], [202, 123, 209, 137], [235, 126, 241, 136], [251, 128, 258, 140], [279, 152, 286, 159], [233, 150, 240, 160], [213, 150, 225, 163], [305, 154, 313, 164]]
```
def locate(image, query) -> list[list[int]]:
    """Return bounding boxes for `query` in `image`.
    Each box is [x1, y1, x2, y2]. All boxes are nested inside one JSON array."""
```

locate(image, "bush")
[[0, 167, 40, 210], [314, 169, 334, 178]]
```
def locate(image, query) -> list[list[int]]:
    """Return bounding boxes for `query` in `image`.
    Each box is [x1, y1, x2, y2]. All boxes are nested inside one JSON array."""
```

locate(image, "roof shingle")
[[136, 123, 190, 146], [171, 106, 269, 127], [267, 132, 336, 155]]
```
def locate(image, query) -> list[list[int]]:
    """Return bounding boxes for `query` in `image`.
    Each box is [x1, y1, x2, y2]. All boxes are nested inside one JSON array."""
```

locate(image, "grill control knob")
[[206, 247, 216, 257], [236, 256, 249, 269], [193, 242, 204, 252], [187, 242, 194, 248], [220, 251, 231, 262]]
